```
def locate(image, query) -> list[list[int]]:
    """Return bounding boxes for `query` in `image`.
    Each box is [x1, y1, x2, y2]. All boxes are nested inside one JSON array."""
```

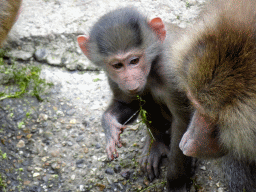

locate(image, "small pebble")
[[67, 141, 73, 146], [105, 168, 114, 175], [82, 120, 89, 127], [34, 49, 48, 62], [66, 109, 76, 116], [114, 165, 121, 173], [76, 159, 84, 165], [121, 170, 130, 180], [76, 136, 84, 142], [16, 140, 25, 148], [95, 143, 101, 149], [98, 175, 104, 180], [33, 172, 40, 177]]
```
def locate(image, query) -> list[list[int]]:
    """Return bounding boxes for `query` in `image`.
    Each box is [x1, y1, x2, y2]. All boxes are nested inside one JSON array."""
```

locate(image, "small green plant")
[[0, 51, 53, 101], [140, 181, 166, 192], [16, 168, 24, 192], [107, 162, 113, 167], [191, 178, 203, 190], [25, 112, 30, 118], [186, 1, 191, 8], [0, 149, 7, 159], [119, 159, 125, 167], [18, 121, 25, 129], [137, 96, 155, 141], [132, 158, 139, 168], [2, 153, 7, 159], [93, 78, 101, 82], [0, 173, 6, 191]]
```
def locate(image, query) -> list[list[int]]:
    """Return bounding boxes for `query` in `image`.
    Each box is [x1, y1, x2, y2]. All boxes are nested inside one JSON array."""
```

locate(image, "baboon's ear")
[[77, 35, 90, 58], [148, 17, 166, 42]]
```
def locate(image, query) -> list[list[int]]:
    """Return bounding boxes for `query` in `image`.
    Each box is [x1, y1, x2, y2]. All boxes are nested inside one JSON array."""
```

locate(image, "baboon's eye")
[[113, 63, 123, 69], [130, 57, 140, 65]]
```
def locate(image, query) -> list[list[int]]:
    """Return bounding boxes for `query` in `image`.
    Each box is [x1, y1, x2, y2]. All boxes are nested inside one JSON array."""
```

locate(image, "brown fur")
[[176, 0, 256, 190], [0, 0, 22, 46], [176, 0, 256, 160]]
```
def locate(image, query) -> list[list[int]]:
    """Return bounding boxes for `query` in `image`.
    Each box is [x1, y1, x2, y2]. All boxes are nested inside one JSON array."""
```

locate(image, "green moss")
[[0, 50, 53, 102]]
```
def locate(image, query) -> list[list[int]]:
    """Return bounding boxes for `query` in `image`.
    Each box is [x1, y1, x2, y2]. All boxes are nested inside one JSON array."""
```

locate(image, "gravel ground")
[[0, 0, 230, 191]]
